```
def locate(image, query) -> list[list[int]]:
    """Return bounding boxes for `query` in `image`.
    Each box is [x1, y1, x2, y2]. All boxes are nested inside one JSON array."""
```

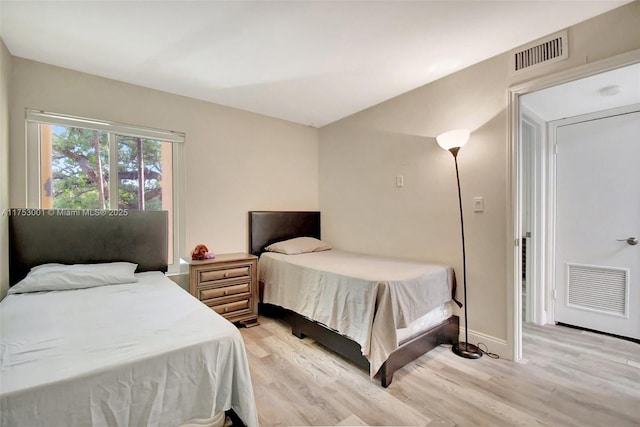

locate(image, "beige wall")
[[0, 39, 11, 299], [319, 2, 640, 355], [9, 59, 319, 265]]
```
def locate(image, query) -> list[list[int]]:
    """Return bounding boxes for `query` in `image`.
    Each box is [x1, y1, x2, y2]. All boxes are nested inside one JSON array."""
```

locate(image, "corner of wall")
[[0, 38, 12, 300]]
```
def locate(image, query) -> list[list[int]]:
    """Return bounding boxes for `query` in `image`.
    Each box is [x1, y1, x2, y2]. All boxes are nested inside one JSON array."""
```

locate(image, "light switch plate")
[[474, 197, 484, 212]]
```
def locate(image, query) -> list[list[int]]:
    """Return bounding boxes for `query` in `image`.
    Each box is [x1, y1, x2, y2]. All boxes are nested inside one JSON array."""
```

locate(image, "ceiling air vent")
[[511, 30, 568, 74]]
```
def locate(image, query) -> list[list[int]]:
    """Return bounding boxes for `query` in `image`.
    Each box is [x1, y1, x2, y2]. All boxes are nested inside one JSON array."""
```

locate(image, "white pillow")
[[265, 237, 331, 255], [9, 262, 138, 294]]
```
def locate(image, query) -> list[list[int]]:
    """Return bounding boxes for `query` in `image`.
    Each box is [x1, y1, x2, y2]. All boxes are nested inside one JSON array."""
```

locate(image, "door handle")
[[617, 237, 638, 246]]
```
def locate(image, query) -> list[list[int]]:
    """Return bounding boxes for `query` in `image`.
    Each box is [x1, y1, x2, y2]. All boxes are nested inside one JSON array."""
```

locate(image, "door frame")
[[520, 107, 545, 325], [507, 49, 640, 361]]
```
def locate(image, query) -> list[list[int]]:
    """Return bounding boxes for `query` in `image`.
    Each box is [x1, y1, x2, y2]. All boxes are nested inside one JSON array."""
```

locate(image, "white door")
[[554, 109, 640, 340]]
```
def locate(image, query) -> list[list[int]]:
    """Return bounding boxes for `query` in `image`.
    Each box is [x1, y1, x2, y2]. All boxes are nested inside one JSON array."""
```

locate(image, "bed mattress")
[[0, 272, 258, 427], [259, 250, 454, 375]]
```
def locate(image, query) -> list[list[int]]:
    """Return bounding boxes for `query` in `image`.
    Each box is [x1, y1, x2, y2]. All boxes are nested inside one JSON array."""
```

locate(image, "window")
[[26, 110, 185, 273]]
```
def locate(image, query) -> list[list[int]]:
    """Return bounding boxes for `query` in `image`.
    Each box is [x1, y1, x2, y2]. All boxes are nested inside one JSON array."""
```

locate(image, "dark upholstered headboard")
[[248, 211, 321, 256], [9, 210, 168, 286]]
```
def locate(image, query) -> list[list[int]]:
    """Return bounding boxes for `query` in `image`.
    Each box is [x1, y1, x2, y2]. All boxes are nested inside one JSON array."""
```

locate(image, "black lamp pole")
[[448, 146, 482, 359]]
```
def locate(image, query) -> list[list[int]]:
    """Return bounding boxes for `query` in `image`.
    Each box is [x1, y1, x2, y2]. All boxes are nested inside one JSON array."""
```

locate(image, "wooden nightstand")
[[184, 253, 259, 327]]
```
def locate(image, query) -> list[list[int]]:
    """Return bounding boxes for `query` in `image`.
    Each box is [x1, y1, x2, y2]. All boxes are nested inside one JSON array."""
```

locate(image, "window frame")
[[25, 109, 186, 274]]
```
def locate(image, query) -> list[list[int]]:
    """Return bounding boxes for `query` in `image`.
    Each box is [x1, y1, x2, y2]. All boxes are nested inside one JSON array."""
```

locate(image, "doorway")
[[520, 112, 543, 324], [509, 52, 640, 361]]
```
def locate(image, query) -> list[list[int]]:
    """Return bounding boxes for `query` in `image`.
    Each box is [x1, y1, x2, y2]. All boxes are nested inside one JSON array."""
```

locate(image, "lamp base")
[[452, 342, 483, 359]]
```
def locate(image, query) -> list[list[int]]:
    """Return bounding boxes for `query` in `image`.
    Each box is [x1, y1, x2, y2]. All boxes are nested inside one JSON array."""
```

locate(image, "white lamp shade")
[[436, 129, 470, 150]]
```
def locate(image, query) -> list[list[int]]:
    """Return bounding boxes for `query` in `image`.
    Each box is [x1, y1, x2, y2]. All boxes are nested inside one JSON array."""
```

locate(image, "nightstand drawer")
[[199, 266, 250, 283], [211, 299, 250, 316], [199, 282, 250, 300]]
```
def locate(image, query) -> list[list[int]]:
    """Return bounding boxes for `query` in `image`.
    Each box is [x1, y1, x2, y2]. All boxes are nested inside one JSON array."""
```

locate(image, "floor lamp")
[[436, 129, 482, 359]]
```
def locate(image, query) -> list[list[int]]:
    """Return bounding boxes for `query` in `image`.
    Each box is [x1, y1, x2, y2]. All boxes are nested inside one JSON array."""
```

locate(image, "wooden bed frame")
[[249, 210, 459, 387]]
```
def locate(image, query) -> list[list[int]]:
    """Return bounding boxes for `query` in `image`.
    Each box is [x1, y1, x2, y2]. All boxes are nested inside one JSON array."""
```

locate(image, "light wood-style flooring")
[[239, 316, 640, 426]]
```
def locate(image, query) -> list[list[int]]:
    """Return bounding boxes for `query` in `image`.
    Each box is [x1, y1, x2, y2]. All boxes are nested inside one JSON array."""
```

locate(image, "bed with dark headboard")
[[9, 210, 168, 286], [2, 209, 258, 427], [249, 210, 321, 256], [249, 210, 459, 387]]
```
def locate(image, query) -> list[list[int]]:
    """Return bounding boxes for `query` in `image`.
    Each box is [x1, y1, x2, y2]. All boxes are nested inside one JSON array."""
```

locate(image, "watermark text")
[[1, 209, 130, 217]]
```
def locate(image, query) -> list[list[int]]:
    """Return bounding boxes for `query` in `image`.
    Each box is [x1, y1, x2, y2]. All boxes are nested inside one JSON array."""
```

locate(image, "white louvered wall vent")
[[510, 30, 568, 74], [566, 263, 629, 318]]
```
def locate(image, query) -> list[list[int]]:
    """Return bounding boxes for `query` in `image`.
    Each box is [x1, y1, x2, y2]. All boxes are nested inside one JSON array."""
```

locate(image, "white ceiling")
[[521, 63, 640, 121], [0, 1, 632, 127]]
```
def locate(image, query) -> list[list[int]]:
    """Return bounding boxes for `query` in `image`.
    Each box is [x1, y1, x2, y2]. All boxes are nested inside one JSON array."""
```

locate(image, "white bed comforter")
[[259, 250, 454, 376], [0, 272, 258, 427]]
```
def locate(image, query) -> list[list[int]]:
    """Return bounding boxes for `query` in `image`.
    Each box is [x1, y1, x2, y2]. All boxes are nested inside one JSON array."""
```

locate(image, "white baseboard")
[[459, 327, 509, 359]]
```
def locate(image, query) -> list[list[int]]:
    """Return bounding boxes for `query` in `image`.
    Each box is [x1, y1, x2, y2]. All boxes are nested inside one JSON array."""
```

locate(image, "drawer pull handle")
[[224, 290, 229, 296], [224, 307, 229, 312], [224, 272, 229, 278]]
